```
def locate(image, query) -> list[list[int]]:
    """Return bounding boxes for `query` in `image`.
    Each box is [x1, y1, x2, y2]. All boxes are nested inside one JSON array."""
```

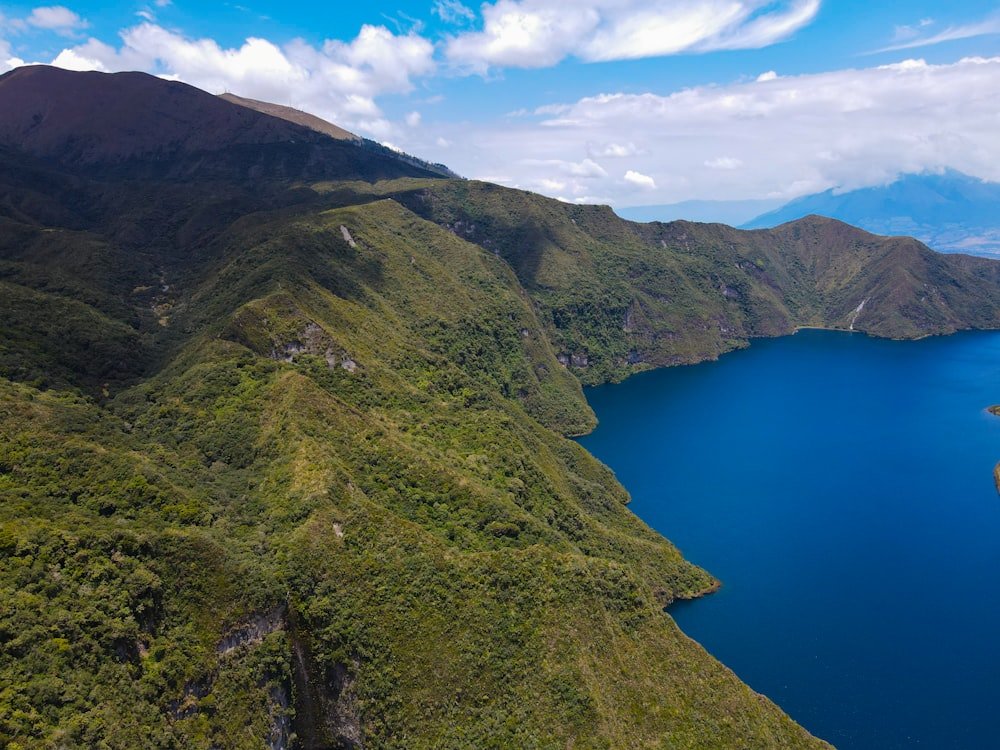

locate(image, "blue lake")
[[576, 329, 1000, 750]]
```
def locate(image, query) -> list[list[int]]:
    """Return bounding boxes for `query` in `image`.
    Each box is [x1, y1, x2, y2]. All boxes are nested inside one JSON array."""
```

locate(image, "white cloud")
[[434, 0, 476, 25], [43, 22, 435, 138], [892, 21, 927, 43], [534, 102, 571, 116], [50, 41, 119, 71], [405, 110, 421, 127], [403, 55, 1000, 206], [538, 177, 567, 192], [568, 158, 608, 178], [873, 13, 1000, 53], [624, 170, 657, 189], [547, 56, 1000, 195], [0, 11, 27, 34], [523, 157, 608, 178], [445, 0, 819, 71], [446, 1, 600, 71], [27, 6, 86, 34], [1, 38, 26, 72], [589, 141, 638, 158]]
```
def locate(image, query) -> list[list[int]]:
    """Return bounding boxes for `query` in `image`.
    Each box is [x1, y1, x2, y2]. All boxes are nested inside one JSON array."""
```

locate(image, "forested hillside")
[[6, 65, 999, 749]]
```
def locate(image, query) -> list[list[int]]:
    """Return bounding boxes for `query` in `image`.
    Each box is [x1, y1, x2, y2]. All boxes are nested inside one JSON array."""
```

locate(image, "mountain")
[[0, 65, 451, 182], [218, 92, 362, 141], [5, 66, 1000, 749], [381, 181, 1000, 383], [616, 197, 785, 226], [742, 170, 1000, 256]]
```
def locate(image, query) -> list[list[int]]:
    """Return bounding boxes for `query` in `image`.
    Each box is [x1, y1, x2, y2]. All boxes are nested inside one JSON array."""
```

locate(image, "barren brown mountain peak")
[[0, 65, 449, 182], [218, 92, 360, 141]]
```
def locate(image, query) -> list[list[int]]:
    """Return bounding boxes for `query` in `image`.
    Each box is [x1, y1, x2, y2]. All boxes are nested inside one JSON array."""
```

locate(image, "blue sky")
[[2, 1, 1000, 208]]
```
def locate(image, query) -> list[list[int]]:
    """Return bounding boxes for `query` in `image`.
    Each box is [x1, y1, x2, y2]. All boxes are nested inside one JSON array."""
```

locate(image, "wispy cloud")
[[871, 13, 1000, 53], [444, 0, 820, 72], [891, 17, 934, 43], [434, 0, 476, 26]]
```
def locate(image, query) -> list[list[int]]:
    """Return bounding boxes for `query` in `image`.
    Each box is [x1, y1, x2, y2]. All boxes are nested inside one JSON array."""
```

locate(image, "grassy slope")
[[0, 173, 831, 748]]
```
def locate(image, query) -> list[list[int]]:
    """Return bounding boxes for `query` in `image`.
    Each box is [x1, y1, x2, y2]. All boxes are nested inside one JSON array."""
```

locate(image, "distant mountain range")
[[741, 170, 1000, 256], [615, 198, 785, 226]]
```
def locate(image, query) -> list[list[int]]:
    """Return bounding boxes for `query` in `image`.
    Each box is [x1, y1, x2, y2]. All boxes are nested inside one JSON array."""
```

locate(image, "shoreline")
[[989, 406, 1000, 495], [672, 576, 723, 604]]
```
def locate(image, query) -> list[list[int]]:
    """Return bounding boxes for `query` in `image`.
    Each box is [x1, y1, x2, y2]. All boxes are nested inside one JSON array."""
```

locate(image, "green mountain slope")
[[6, 66, 1000, 749], [0, 175, 823, 749], [372, 178, 1000, 383]]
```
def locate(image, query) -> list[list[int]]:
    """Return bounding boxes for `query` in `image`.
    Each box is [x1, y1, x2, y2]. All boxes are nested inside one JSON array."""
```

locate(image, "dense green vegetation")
[[6, 66, 1000, 749], [0, 157, 834, 747], [366, 178, 1000, 384]]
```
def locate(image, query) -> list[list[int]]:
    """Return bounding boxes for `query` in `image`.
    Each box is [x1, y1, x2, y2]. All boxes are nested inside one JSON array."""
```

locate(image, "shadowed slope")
[[0, 65, 449, 182]]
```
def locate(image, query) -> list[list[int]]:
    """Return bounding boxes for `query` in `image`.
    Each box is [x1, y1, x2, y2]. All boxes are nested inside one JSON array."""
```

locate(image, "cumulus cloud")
[[445, 0, 819, 71], [50, 40, 125, 71], [406, 55, 1000, 206], [43, 22, 435, 137], [624, 170, 657, 189]]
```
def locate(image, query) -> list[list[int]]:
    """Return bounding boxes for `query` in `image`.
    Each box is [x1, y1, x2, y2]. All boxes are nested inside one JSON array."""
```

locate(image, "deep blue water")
[[576, 329, 1000, 750]]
